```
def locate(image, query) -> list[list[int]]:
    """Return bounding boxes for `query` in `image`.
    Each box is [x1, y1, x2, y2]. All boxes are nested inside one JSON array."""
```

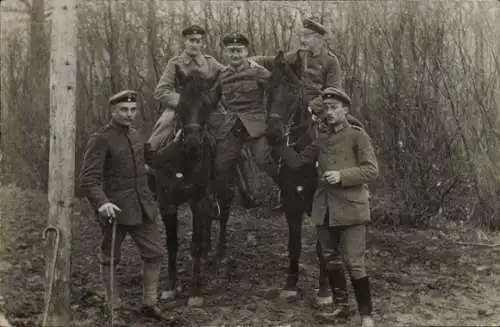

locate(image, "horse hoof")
[[279, 289, 298, 299], [316, 295, 333, 306], [187, 296, 204, 307], [160, 290, 176, 300]]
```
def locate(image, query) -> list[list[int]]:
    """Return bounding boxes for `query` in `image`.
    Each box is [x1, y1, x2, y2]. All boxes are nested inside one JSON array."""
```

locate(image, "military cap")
[[322, 87, 351, 107], [182, 24, 205, 37], [109, 90, 137, 105], [222, 32, 249, 47], [302, 17, 327, 36]]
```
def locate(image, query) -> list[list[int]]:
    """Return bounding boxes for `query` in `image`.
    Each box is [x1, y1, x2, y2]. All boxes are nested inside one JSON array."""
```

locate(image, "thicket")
[[1, 0, 499, 229]]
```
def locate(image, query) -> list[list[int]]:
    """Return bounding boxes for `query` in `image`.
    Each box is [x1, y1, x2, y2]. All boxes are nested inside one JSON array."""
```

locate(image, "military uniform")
[[79, 90, 166, 321], [276, 87, 377, 326], [211, 33, 278, 212], [148, 25, 225, 151], [249, 18, 362, 129]]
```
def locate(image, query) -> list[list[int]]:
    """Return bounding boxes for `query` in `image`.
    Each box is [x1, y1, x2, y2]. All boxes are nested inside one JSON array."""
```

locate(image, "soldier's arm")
[[256, 64, 271, 88], [339, 130, 379, 187], [248, 55, 275, 71], [275, 139, 319, 169], [154, 59, 180, 108], [79, 133, 110, 210], [324, 52, 343, 89]]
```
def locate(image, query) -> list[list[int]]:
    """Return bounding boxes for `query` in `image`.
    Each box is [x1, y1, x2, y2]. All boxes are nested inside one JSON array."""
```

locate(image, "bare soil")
[[1, 185, 500, 326]]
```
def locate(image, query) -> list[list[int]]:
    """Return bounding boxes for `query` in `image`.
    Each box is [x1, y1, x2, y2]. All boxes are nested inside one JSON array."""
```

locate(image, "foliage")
[[1, 0, 499, 229]]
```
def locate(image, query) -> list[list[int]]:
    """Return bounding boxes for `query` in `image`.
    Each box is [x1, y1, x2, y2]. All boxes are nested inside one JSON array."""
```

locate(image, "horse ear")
[[274, 50, 285, 64], [292, 52, 304, 78]]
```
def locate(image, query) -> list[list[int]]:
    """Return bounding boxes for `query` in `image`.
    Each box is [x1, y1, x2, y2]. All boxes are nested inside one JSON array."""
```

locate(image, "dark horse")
[[149, 66, 220, 306], [266, 51, 332, 303]]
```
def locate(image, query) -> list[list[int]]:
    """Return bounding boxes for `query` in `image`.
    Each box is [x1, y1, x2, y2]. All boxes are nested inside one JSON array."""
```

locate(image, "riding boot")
[[352, 276, 375, 327], [100, 264, 121, 306], [328, 266, 351, 319], [140, 260, 170, 321]]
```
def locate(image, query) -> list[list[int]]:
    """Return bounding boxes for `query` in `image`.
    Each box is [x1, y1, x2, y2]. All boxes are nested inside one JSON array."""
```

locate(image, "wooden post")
[[44, 0, 77, 326]]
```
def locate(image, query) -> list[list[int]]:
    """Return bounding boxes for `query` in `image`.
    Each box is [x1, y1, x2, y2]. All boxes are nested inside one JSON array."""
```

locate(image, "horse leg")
[[187, 197, 211, 306], [316, 239, 333, 305], [216, 190, 234, 261], [281, 197, 303, 298], [160, 205, 179, 300]]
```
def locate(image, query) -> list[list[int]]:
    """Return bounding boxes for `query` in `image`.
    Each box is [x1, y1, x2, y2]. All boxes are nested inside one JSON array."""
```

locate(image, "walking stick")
[[109, 220, 117, 326]]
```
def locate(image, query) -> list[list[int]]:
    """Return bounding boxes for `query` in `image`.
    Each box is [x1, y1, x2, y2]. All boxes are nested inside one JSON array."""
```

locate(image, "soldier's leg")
[[250, 135, 280, 185], [214, 130, 243, 215], [128, 218, 169, 319], [99, 224, 127, 306], [316, 218, 350, 318], [235, 146, 259, 208], [147, 109, 176, 152], [340, 224, 374, 327]]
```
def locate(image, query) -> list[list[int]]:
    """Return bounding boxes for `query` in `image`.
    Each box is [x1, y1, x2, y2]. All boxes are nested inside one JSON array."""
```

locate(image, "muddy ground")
[[1, 185, 500, 326]]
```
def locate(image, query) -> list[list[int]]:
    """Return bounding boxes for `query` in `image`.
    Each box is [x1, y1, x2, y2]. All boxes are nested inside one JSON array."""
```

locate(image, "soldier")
[[209, 32, 279, 216], [147, 24, 225, 155], [275, 88, 378, 327], [79, 90, 168, 324], [249, 17, 361, 127]]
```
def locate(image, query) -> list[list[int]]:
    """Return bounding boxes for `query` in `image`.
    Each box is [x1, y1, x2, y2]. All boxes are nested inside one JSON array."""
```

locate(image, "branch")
[[19, 0, 31, 10], [455, 241, 500, 248]]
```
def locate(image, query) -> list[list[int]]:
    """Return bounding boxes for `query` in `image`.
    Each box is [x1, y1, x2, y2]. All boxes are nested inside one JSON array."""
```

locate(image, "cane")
[[109, 219, 117, 326]]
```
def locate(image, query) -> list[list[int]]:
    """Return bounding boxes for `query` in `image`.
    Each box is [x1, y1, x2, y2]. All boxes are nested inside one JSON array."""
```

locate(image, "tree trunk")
[[43, 0, 77, 325]]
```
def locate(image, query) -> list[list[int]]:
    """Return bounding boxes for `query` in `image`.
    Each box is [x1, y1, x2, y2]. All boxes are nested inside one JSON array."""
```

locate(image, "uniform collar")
[[229, 59, 249, 72], [110, 118, 130, 133], [180, 51, 205, 65], [331, 120, 349, 134]]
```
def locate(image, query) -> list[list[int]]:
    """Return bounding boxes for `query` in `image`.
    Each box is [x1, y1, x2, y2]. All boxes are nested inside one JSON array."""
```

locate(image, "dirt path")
[[1, 186, 500, 326]]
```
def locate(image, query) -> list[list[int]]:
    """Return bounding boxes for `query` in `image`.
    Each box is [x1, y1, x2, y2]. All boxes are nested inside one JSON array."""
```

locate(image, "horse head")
[[174, 65, 220, 156], [266, 50, 305, 146]]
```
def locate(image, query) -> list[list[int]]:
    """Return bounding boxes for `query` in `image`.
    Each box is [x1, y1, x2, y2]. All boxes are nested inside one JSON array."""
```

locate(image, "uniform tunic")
[[250, 48, 343, 103], [79, 119, 165, 264], [149, 51, 225, 150], [208, 60, 270, 140], [277, 123, 378, 227]]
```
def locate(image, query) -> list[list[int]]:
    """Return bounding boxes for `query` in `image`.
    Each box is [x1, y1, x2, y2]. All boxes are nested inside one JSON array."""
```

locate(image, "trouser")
[[316, 214, 373, 316], [99, 218, 165, 306], [214, 119, 278, 205]]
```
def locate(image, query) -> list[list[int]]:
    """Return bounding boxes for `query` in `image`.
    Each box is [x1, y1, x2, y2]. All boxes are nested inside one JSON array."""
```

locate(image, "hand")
[[323, 170, 341, 185], [248, 59, 259, 68], [98, 202, 121, 224]]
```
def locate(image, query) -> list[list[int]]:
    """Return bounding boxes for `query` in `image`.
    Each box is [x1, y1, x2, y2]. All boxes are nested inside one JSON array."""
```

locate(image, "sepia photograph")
[[0, 0, 499, 326]]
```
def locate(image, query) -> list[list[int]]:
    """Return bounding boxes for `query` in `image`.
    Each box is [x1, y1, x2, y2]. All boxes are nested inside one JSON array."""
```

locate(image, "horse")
[[150, 65, 221, 306], [266, 50, 333, 304]]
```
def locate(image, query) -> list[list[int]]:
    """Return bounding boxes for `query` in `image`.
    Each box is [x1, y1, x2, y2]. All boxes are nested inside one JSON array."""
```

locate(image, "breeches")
[[214, 121, 277, 200], [99, 219, 165, 266], [316, 217, 367, 280]]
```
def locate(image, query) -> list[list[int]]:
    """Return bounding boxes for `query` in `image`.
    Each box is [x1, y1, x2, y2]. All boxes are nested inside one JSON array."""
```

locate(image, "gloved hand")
[[98, 202, 121, 225]]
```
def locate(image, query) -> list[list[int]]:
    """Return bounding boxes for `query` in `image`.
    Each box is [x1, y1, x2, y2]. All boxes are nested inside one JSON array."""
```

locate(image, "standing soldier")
[[249, 17, 362, 126], [276, 87, 377, 327], [79, 90, 168, 324], [209, 32, 279, 219]]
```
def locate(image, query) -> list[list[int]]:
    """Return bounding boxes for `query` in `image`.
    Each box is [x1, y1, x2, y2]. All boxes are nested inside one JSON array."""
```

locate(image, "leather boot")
[[140, 260, 170, 321], [352, 276, 374, 327], [100, 265, 121, 306]]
